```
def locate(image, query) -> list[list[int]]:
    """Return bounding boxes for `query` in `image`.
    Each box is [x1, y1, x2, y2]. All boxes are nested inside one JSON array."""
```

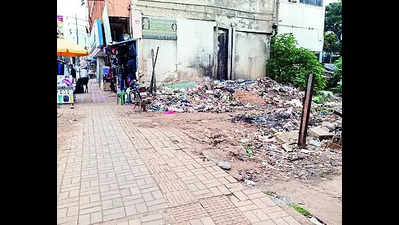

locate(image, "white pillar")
[[97, 57, 105, 90]]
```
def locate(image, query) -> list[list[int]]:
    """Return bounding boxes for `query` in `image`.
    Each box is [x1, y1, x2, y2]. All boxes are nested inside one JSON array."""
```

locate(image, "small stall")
[[57, 38, 89, 104], [104, 39, 138, 92], [57, 75, 75, 104]]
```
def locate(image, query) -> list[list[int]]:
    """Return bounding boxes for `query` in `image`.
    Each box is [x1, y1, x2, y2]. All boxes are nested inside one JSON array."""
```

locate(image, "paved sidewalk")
[[57, 80, 302, 225]]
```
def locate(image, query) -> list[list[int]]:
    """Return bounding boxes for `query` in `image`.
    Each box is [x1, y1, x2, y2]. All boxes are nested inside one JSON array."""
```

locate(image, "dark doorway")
[[217, 29, 228, 80]]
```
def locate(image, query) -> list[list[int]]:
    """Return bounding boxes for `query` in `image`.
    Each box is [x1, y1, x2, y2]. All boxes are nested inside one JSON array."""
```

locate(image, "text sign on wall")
[[142, 17, 177, 40]]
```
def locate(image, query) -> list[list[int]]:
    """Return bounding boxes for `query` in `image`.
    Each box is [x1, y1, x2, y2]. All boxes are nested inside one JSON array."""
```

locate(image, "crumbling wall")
[[176, 19, 216, 81], [135, 0, 276, 32], [141, 39, 178, 83], [134, 0, 277, 81], [234, 31, 269, 80]]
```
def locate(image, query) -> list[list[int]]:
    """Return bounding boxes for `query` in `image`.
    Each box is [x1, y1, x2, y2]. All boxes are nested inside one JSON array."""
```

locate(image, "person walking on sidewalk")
[[79, 58, 89, 93], [70, 64, 77, 83]]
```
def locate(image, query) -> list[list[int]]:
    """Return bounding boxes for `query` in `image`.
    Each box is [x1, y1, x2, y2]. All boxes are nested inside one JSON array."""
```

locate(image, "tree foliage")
[[329, 57, 342, 93], [323, 32, 341, 55], [266, 34, 326, 92], [325, 2, 342, 43]]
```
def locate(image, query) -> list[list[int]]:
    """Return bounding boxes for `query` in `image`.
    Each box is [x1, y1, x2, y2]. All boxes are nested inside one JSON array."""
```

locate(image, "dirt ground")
[[57, 105, 84, 166], [58, 86, 342, 224], [120, 109, 342, 225]]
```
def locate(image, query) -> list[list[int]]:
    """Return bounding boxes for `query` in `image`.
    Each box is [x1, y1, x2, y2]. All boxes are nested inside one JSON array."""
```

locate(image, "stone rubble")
[[147, 77, 342, 182]]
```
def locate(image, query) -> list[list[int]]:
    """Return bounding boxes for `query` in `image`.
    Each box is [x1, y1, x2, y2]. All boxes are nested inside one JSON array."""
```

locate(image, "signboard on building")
[[57, 16, 64, 39], [142, 17, 177, 40], [89, 20, 104, 55], [130, 9, 142, 39], [102, 3, 112, 45]]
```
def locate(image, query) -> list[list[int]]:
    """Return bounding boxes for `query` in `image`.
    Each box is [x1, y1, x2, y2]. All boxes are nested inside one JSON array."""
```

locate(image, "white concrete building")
[[63, 15, 90, 49], [277, 0, 326, 61]]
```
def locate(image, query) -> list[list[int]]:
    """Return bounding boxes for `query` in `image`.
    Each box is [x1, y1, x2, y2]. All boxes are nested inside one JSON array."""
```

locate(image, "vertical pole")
[[75, 14, 79, 45], [153, 47, 159, 95], [298, 74, 315, 148], [231, 26, 236, 80], [214, 25, 219, 80], [227, 27, 232, 80], [150, 49, 155, 94]]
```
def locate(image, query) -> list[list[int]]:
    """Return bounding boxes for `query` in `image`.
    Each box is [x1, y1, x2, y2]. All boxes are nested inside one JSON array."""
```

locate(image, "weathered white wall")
[[141, 39, 177, 83], [135, 0, 277, 33], [134, 0, 279, 81], [234, 31, 268, 80], [176, 18, 216, 81], [278, 0, 325, 53]]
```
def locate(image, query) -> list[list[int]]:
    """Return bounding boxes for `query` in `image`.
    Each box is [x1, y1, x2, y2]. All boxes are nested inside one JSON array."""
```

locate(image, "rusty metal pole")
[[298, 74, 315, 148]]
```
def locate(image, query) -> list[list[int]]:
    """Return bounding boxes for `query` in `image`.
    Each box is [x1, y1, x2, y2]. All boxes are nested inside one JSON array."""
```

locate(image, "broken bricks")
[[309, 127, 334, 139]]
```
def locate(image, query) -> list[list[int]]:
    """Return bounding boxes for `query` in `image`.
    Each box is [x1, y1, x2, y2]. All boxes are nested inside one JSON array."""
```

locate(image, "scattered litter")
[[144, 76, 341, 182], [244, 179, 256, 186], [309, 127, 334, 139], [300, 149, 314, 154], [217, 161, 232, 170], [164, 110, 176, 114], [310, 216, 327, 225], [282, 143, 293, 152], [310, 139, 321, 147]]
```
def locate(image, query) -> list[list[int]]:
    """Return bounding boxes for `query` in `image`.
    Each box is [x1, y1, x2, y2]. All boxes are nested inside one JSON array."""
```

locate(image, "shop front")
[[101, 3, 140, 93], [88, 19, 106, 89]]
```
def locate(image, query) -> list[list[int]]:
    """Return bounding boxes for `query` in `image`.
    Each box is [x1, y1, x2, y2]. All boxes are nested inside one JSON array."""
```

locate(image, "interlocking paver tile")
[[57, 81, 303, 225]]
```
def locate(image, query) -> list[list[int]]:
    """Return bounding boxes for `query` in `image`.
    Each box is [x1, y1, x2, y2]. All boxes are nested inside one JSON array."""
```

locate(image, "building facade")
[[277, 0, 326, 61], [88, 0, 279, 83]]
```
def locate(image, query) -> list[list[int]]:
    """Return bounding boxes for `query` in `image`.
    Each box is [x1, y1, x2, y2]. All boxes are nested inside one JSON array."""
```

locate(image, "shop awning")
[[57, 38, 89, 57]]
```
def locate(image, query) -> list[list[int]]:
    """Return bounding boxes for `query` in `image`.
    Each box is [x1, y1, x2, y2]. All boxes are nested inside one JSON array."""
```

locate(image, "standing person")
[[127, 43, 137, 85], [70, 64, 77, 83], [79, 58, 89, 93]]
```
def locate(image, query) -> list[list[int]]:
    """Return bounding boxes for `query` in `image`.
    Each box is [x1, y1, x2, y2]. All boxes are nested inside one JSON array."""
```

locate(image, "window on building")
[[300, 0, 322, 6]]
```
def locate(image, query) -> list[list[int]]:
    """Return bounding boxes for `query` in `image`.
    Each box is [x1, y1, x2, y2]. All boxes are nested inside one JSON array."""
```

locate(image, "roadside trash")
[[310, 139, 321, 147], [244, 179, 256, 186], [310, 216, 326, 225], [164, 110, 176, 114], [309, 127, 334, 139], [143, 76, 341, 182], [217, 161, 231, 170], [240, 139, 250, 143], [282, 143, 293, 152], [300, 149, 313, 154]]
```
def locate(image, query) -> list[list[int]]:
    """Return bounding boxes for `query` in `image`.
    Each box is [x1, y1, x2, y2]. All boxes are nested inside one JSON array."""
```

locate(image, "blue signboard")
[[89, 19, 104, 54], [97, 19, 104, 47]]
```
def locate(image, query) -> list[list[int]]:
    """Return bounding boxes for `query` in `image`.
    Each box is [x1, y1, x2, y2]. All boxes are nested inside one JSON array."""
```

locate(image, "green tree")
[[266, 34, 326, 92], [323, 32, 341, 62], [325, 1, 342, 54], [329, 57, 342, 93]]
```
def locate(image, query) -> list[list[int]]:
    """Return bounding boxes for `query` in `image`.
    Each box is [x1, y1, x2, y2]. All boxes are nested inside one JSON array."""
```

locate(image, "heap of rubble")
[[148, 77, 342, 181]]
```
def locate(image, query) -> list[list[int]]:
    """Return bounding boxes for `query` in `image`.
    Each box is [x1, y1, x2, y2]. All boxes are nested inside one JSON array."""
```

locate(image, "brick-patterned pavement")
[[57, 80, 302, 225]]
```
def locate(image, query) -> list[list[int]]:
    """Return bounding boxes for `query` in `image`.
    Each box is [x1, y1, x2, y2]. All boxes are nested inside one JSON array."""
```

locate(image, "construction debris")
[[145, 76, 342, 182]]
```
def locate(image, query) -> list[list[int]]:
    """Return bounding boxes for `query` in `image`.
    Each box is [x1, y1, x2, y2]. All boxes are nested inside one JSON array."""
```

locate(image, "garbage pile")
[[231, 108, 300, 134], [148, 79, 260, 113], [144, 76, 342, 182]]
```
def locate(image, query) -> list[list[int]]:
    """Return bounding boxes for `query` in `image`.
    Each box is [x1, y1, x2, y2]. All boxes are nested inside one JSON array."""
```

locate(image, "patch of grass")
[[290, 204, 312, 218], [245, 145, 253, 158]]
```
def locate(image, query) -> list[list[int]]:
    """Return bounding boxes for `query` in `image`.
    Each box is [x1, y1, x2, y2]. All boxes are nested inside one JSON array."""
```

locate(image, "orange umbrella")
[[57, 38, 89, 57]]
